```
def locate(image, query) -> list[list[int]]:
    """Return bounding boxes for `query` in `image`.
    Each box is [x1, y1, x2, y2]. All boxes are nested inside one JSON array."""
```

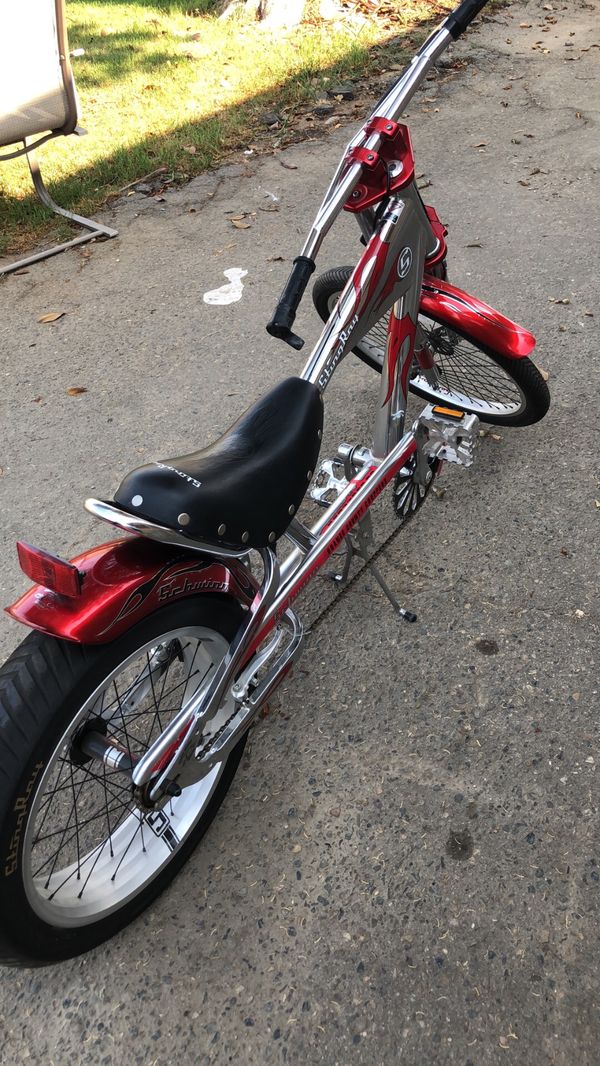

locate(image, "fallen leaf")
[[518, 180, 530, 187], [466, 242, 483, 248], [519, 21, 532, 27], [38, 311, 65, 323], [279, 160, 298, 170], [13, 269, 29, 276], [183, 145, 197, 154], [584, 310, 593, 316], [259, 204, 279, 212], [32, 396, 43, 403], [499, 1036, 510, 1049], [231, 219, 251, 229], [539, 367, 550, 381], [471, 141, 488, 148], [268, 255, 284, 261], [554, 297, 571, 304], [66, 386, 88, 396], [574, 609, 584, 618]]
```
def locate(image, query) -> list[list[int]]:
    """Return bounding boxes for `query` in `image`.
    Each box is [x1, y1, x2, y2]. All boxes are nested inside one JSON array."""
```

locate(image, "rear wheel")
[[0, 598, 246, 965], [313, 266, 550, 426]]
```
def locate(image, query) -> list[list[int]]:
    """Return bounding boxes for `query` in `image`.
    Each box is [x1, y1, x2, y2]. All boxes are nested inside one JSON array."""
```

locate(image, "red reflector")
[[16, 542, 82, 598]]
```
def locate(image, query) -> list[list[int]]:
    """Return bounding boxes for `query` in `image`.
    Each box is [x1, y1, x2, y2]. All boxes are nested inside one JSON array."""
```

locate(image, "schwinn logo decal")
[[397, 247, 412, 279], [155, 462, 201, 489], [145, 810, 180, 853]]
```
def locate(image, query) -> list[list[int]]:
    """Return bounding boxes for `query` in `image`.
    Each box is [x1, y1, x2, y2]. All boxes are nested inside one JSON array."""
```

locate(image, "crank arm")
[[190, 608, 304, 781], [150, 607, 303, 793], [132, 547, 280, 799]]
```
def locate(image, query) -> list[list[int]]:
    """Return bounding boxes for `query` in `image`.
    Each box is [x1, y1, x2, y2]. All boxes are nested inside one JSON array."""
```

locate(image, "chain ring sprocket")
[[392, 454, 440, 525]]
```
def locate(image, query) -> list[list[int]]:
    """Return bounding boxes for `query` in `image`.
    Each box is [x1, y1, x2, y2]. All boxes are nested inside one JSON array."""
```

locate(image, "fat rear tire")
[[0, 598, 246, 966]]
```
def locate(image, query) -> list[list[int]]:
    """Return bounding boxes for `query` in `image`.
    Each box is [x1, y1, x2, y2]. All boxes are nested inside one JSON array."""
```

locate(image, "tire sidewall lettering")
[[3, 762, 44, 878]]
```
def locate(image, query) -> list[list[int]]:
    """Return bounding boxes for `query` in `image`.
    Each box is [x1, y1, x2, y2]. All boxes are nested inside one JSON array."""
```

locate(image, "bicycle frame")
[[129, 23, 460, 797], [6, 2, 533, 804]]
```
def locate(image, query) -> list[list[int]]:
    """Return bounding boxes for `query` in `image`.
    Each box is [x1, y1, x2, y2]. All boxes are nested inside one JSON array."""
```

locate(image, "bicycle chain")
[[305, 511, 409, 633]]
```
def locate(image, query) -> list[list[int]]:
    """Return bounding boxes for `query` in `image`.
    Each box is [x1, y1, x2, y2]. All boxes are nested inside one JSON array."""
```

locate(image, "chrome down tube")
[[132, 546, 280, 796], [264, 428, 417, 630]]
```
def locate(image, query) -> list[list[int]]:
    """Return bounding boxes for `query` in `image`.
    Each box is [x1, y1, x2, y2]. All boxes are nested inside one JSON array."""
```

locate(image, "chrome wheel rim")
[[325, 291, 527, 417], [411, 317, 527, 417], [23, 626, 233, 927]]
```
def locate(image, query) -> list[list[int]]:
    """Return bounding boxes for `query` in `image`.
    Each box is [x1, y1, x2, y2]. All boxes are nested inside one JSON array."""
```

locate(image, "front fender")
[[5, 537, 257, 644], [420, 276, 536, 359]]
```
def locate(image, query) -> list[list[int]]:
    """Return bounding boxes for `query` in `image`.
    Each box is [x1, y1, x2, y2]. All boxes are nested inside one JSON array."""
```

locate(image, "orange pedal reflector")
[[431, 405, 465, 420]]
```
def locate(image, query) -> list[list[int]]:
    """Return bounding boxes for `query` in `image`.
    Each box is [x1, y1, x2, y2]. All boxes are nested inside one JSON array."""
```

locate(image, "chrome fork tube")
[[299, 25, 452, 263]]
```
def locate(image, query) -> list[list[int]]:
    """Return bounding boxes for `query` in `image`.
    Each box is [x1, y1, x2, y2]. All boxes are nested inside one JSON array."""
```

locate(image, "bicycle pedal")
[[310, 458, 348, 506], [417, 404, 480, 467]]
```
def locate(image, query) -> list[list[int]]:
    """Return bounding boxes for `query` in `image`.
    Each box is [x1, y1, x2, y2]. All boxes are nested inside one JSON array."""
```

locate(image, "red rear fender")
[[420, 276, 536, 358], [5, 537, 257, 644]]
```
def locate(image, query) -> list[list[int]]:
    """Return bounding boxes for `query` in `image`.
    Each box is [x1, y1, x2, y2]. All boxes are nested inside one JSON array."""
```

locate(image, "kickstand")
[[325, 515, 417, 623]]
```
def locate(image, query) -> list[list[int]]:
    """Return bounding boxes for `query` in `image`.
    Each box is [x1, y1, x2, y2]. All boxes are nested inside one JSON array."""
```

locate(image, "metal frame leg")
[[0, 143, 118, 277]]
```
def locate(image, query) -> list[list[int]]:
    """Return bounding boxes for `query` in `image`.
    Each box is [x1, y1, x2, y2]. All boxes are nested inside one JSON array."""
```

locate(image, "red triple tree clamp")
[[364, 117, 401, 138], [347, 146, 381, 169]]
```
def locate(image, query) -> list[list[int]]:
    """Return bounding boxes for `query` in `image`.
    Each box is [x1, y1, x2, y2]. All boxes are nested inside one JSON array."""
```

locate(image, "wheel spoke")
[[23, 623, 234, 928]]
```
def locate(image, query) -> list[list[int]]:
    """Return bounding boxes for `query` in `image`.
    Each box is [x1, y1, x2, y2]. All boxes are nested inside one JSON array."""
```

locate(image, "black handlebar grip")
[[445, 0, 489, 38], [266, 256, 316, 350]]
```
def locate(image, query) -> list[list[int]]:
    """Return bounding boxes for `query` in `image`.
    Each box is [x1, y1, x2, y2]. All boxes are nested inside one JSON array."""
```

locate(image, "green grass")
[[0, 0, 457, 255]]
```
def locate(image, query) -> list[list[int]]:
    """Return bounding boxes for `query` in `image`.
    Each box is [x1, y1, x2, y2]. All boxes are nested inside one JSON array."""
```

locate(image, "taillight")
[[16, 542, 83, 598]]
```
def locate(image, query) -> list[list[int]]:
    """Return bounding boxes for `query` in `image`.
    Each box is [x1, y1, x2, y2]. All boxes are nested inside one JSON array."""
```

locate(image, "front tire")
[[312, 266, 550, 426], [0, 597, 246, 965]]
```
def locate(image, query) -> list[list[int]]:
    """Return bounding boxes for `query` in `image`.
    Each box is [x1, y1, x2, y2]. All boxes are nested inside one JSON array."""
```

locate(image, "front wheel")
[[312, 266, 550, 427], [0, 597, 246, 965]]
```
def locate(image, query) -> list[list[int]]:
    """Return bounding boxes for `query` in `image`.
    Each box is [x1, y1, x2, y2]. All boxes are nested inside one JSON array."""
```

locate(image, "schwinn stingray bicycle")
[[0, 0, 549, 964]]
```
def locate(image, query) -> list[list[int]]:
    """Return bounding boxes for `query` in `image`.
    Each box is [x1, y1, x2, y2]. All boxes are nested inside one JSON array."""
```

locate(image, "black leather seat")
[[114, 377, 323, 550]]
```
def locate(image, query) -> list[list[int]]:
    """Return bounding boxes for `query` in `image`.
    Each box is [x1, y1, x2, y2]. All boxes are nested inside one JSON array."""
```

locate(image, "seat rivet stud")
[[317, 430, 322, 440], [288, 505, 295, 516], [268, 532, 276, 543], [132, 495, 143, 507], [307, 470, 312, 480], [242, 531, 250, 543], [218, 523, 226, 536], [178, 512, 190, 526]]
